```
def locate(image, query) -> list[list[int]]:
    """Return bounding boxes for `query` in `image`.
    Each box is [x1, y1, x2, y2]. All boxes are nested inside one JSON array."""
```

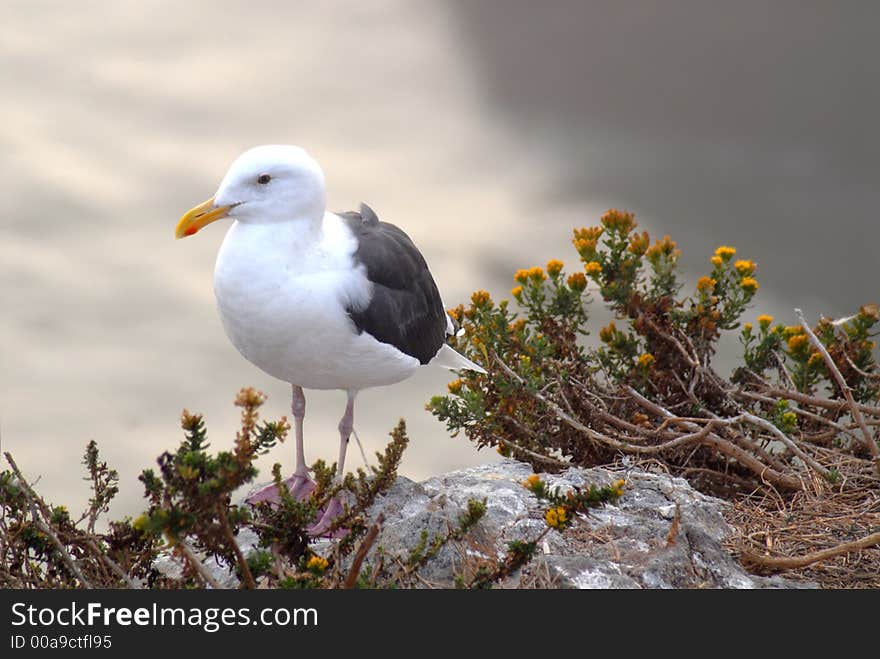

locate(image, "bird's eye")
[[257, 174, 271, 185]]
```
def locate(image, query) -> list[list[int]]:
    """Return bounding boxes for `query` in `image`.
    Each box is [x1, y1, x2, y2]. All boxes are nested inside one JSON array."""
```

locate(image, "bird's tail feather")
[[431, 343, 488, 374]]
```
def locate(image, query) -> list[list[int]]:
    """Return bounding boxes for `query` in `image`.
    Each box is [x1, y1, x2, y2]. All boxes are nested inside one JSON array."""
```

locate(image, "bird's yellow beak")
[[175, 197, 233, 239]]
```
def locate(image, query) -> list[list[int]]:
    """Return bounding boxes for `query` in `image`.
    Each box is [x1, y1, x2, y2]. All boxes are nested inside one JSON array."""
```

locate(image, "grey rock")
[[352, 460, 813, 589], [156, 459, 814, 589]]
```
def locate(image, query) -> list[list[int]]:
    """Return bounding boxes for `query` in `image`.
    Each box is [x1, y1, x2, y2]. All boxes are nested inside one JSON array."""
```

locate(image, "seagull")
[[175, 145, 485, 535]]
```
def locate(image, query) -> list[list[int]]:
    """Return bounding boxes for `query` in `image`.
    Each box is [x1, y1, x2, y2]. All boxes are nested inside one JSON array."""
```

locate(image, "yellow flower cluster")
[[573, 238, 594, 254], [523, 474, 543, 492], [546, 259, 564, 277], [584, 261, 602, 276], [807, 352, 824, 367], [511, 285, 523, 298], [611, 479, 626, 498], [782, 325, 804, 338], [572, 227, 603, 260], [567, 272, 587, 291], [787, 334, 809, 352], [734, 259, 756, 275], [132, 514, 149, 532], [697, 276, 717, 293], [471, 290, 492, 305], [714, 245, 736, 261], [638, 353, 655, 369], [757, 314, 774, 329], [646, 234, 676, 259], [739, 276, 759, 293], [780, 411, 798, 428], [447, 379, 463, 394], [599, 322, 616, 344], [710, 255, 723, 267], [628, 231, 650, 256], [600, 209, 636, 234], [743, 322, 753, 333], [306, 555, 329, 572], [573, 226, 605, 242], [545, 506, 569, 530]]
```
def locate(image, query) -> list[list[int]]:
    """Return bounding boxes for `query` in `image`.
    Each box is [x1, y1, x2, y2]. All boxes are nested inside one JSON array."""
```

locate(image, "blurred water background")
[[1, 1, 877, 518]]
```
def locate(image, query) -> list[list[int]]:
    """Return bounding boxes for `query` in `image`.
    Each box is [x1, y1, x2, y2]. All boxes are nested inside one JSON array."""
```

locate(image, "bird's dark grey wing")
[[341, 203, 447, 364]]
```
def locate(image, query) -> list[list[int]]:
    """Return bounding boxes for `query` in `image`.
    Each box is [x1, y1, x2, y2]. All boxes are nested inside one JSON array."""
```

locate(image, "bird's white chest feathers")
[[213, 213, 420, 390]]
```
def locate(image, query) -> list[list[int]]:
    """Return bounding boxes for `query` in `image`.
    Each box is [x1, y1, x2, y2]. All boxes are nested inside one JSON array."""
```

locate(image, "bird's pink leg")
[[308, 390, 356, 537], [246, 385, 316, 504]]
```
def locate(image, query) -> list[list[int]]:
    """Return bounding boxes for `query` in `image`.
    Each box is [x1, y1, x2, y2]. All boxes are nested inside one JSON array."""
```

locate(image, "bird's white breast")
[[213, 214, 420, 390]]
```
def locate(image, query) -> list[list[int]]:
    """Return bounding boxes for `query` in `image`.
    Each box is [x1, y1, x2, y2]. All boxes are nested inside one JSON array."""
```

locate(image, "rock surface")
[[159, 459, 812, 588], [329, 460, 810, 589]]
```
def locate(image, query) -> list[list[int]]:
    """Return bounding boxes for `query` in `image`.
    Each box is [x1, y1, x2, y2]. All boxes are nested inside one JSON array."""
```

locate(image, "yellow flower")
[[781, 411, 798, 428], [743, 322, 753, 333], [782, 325, 804, 338], [514, 269, 530, 284], [306, 555, 329, 572], [546, 259, 564, 277], [446, 307, 460, 322], [523, 474, 542, 491], [600, 209, 636, 234], [739, 276, 759, 294], [584, 261, 602, 276], [807, 352, 824, 368], [599, 322, 616, 344], [511, 285, 523, 298], [697, 276, 717, 293], [757, 314, 774, 329], [573, 226, 604, 242], [566, 272, 587, 291], [628, 231, 650, 256], [612, 478, 626, 497], [638, 353, 655, 369], [787, 334, 809, 352], [710, 255, 723, 267], [646, 235, 679, 260], [545, 506, 569, 530], [528, 266, 546, 282], [573, 237, 599, 257], [714, 245, 736, 260], [132, 514, 149, 532], [734, 259, 756, 275], [471, 290, 492, 306], [447, 379, 463, 394]]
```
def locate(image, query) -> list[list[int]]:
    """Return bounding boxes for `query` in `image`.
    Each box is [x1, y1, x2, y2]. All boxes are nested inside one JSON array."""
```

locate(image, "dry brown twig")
[[795, 308, 880, 474], [4, 452, 93, 588], [343, 513, 384, 589]]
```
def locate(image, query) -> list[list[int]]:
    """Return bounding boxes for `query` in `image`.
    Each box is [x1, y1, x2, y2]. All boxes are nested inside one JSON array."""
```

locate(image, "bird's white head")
[[175, 145, 326, 239]]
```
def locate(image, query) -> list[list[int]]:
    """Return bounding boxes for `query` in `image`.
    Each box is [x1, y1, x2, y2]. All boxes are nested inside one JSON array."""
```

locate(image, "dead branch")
[[741, 530, 880, 571], [795, 308, 880, 474]]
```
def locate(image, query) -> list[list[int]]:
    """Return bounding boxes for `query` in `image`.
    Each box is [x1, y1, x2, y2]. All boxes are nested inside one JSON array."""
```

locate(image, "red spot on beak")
[[184, 226, 198, 236]]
